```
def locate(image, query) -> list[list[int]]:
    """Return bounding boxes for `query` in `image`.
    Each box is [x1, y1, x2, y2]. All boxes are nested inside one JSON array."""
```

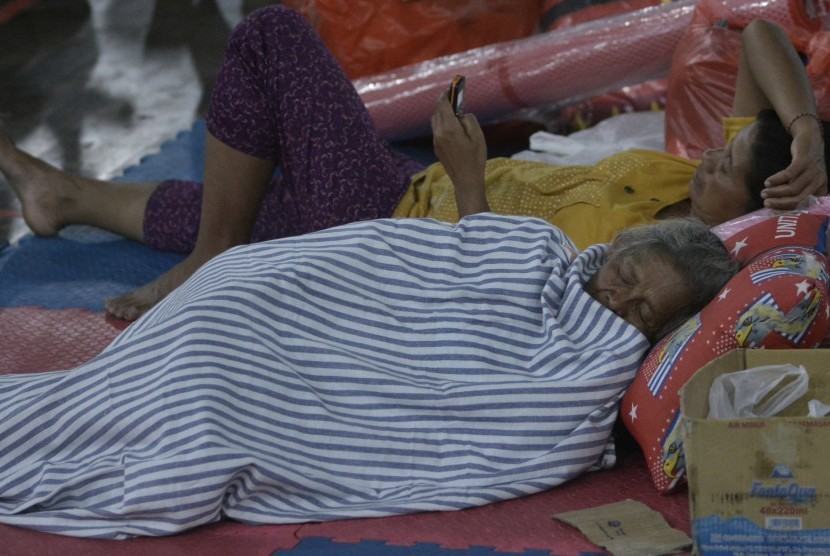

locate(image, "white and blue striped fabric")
[[0, 214, 648, 539]]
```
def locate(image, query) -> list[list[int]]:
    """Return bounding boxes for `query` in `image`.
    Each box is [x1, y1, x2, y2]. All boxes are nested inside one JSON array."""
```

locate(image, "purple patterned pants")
[[143, 6, 425, 253]]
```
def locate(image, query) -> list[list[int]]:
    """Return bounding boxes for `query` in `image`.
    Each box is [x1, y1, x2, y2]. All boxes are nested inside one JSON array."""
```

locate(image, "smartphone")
[[448, 75, 466, 117]]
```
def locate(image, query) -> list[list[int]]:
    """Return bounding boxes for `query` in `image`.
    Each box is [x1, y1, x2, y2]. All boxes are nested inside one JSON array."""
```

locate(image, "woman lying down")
[[0, 213, 738, 538]]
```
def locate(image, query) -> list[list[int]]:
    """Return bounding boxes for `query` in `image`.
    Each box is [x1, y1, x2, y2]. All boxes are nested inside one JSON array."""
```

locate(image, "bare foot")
[[105, 251, 214, 321], [0, 128, 81, 236]]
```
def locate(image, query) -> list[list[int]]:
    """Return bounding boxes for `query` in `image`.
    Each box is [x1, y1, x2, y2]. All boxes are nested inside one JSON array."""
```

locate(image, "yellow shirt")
[[723, 116, 756, 143], [391, 116, 755, 250], [392, 151, 697, 250]]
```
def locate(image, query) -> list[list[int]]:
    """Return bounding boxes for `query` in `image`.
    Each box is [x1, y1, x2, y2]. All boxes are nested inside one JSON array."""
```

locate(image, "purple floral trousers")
[[143, 6, 425, 253]]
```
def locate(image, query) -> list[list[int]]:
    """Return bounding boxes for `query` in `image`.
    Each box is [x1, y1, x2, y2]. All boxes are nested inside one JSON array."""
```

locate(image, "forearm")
[[431, 94, 490, 217], [734, 19, 817, 124], [452, 174, 490, 217], [736, 19, 826, 207]]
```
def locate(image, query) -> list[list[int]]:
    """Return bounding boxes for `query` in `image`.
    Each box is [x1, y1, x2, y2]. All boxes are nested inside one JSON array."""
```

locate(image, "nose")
[[605, 287, 634, 318], [700, 148, 722, 172]]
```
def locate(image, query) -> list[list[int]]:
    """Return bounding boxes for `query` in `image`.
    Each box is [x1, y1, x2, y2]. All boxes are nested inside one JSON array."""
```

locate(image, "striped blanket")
[[0, 214, 648, 539]]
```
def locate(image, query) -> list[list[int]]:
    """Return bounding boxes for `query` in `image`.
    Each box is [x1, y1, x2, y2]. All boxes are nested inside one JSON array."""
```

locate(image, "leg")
[[201, 5, 423, 240], [104, 134, 276, 320], [109, 6, 423, 320], [0, 130, 151, 241], [134, 5, 426, 249], [4, 6, 423, 321], [0, 126, 261, 321]]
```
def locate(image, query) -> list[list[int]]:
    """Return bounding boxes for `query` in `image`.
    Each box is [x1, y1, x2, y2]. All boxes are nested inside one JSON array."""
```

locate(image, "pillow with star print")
[[722, 212, 828, 264], [621, 237, 830, 493]]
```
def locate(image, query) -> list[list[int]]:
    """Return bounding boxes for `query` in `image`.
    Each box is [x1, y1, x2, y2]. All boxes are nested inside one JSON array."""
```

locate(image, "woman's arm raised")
[[431, 93, 490, 217], [734, 18, 827, 207]]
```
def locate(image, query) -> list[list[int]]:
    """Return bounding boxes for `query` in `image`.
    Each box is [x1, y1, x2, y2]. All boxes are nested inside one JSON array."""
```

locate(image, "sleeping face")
[[585, 250, 694, 342], [687, 124, 756, 226]]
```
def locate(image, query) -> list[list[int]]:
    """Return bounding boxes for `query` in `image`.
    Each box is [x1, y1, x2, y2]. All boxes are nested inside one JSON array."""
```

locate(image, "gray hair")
[[608, 218, 741, 341]]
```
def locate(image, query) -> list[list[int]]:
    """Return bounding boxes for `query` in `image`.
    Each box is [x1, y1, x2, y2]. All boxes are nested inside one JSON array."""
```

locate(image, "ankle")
[[0, 142, 25, 177], [189, 244, 232, 266], [193, 234, 248, 258]]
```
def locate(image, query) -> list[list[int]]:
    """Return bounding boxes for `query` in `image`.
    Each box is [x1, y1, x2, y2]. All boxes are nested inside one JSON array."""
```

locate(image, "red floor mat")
[[296, 450, 690, 553], [0, 453, 689, 556], [0, 307, 124, 374]]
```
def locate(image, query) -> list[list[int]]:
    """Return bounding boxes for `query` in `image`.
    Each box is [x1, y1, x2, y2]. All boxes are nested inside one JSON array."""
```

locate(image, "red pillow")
[[722, 212, 828, 264], [622, 213, 830, 493]]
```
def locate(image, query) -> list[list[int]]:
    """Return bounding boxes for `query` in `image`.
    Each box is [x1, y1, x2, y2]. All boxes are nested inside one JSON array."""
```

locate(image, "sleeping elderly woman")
[[0, 210, 737, 538]]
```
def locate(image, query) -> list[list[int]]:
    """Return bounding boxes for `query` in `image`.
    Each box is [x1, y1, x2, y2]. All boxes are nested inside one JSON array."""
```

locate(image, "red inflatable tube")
[[356, 0, 823, 141]]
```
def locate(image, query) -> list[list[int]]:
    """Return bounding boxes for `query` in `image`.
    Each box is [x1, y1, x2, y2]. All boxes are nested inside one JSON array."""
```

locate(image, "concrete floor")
[[0, 0, 273, 243]]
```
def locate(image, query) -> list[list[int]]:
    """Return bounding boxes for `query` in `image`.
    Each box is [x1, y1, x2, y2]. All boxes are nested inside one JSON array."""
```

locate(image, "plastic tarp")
[[284, 0, 541, 79], [356, 0, 826, 141]]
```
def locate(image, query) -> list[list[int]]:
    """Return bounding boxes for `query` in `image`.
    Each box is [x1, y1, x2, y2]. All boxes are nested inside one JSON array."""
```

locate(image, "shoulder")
[[594, 149, 699, 181]]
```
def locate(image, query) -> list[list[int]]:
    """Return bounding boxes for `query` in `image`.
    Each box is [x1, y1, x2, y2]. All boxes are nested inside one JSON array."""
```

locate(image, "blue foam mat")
[[119, 119, 207, 183], [272, 538, 571, 556], [0, 230, 184, 311]]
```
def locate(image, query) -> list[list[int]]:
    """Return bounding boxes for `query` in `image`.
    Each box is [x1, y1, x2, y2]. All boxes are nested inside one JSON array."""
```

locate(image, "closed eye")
[[638, 303, 656, 333], [619, 264, 656, 333], [617, 260, 634, 286]]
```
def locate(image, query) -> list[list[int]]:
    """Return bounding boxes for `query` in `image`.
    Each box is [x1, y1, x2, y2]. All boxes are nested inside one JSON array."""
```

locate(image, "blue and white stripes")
[[0, 214, 648, 538]]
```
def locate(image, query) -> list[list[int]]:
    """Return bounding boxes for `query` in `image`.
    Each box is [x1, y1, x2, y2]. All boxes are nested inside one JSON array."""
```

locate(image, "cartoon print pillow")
[[622, 212, 830, 493]]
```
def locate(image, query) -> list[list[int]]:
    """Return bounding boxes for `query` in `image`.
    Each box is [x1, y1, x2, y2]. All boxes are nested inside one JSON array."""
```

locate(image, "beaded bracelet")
[[786, 112, 823, 136]]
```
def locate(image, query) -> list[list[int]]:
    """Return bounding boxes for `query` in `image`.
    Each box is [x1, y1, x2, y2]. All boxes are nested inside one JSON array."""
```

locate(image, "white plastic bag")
[[511, 111, 666, 166], [808, 399, 830, 417], [708, 364, 809, 419]]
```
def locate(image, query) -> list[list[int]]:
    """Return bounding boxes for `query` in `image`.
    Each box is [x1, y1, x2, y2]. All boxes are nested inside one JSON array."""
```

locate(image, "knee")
[[234, 4, 311, 40]]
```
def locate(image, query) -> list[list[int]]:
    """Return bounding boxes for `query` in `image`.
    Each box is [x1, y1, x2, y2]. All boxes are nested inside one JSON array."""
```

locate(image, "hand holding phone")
[[448, 75, 466, 117]]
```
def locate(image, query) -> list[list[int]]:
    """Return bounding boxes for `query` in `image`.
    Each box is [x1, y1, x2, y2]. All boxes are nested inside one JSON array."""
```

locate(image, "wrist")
[[787, 112, 824, 138], [454, 180, 490, 216]]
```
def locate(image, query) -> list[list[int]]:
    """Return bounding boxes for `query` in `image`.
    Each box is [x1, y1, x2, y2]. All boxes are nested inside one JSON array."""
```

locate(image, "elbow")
[[741, 18, 790, 60], [746, 18, 783, 33], [743, 18, 785, 43]]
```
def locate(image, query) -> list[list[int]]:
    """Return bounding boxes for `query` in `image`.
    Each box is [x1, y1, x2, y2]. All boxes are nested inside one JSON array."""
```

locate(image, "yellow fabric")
[[723, 116, 756, 144], [392, 117, 759, 249], [392, 151, 698, 250]]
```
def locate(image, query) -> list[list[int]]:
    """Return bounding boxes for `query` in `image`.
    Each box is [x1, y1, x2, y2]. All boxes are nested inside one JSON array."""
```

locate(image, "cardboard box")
[[679, 349, 830, 556]]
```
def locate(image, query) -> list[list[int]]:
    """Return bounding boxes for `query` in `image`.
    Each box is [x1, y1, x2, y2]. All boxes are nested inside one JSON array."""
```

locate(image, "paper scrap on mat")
[[553, 499, 691, 556]]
